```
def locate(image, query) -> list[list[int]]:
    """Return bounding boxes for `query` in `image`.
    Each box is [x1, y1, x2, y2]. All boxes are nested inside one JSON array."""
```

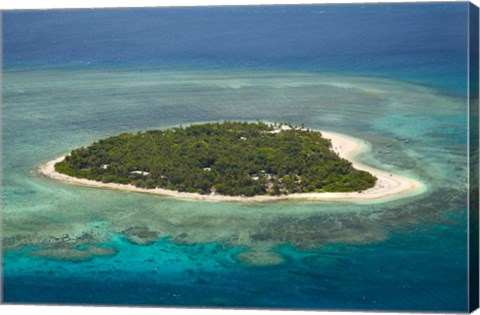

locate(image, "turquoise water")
[[2, 68, 469, 310], [1, 3, 473, 311]]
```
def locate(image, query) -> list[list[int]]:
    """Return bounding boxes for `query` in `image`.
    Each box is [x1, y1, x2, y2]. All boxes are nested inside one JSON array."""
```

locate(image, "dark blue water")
[[3, 220, 468, 311], [3, 3, 468, 91], [1, 3, 472, 312]]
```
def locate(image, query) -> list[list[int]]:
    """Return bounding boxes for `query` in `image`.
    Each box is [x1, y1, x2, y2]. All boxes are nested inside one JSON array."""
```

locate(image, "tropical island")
[[39, 121, 425, 202], [53, 121, 377, 196]]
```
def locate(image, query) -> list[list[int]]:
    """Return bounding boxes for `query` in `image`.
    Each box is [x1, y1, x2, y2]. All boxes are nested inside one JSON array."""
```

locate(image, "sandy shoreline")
[[38, 131, 426, 203]]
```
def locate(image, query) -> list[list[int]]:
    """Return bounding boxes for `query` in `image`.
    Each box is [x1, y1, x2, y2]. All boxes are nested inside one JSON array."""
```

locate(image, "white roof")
[[130, 170, 150, 176]]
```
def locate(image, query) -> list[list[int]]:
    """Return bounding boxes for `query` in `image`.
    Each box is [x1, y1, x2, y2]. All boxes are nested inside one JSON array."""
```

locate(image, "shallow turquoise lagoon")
[[2, 68, 469, 311]]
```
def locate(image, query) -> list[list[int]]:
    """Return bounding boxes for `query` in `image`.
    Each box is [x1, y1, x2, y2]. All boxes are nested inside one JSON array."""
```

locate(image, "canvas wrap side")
[[469, 2, 480, 312]]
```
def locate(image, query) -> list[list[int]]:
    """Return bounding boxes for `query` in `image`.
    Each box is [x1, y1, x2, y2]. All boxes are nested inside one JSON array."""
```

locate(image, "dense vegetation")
[[55, 121, 376, 196]]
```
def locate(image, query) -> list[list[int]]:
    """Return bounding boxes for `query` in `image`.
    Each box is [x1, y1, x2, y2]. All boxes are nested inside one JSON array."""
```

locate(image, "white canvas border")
[[0, 0, 478, 10]]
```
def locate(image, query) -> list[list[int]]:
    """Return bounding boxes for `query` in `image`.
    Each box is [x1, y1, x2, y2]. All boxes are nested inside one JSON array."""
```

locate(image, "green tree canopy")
[[55, 121, 376, 196]]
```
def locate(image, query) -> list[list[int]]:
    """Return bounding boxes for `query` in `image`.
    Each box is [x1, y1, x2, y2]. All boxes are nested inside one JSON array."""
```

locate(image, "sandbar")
[[38, 131, 426, 203]]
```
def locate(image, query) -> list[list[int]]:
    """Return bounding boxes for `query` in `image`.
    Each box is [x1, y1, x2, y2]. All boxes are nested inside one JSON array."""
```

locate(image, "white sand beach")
[[38, 131, 426, 203]]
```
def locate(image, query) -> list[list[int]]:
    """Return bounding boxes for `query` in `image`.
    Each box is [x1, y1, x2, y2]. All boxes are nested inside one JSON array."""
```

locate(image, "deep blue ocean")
[[3, 3, 468, 91], [1, 2, 473, 312]]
